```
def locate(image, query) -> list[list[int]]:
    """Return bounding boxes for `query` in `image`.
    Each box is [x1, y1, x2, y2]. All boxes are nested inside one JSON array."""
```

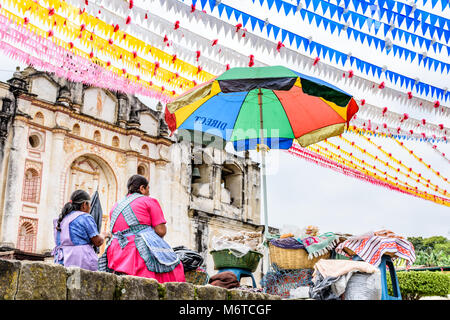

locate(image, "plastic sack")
[[344, 270, 381, 300], [173, 246, 204, 271], [289, 286, 310, 299]]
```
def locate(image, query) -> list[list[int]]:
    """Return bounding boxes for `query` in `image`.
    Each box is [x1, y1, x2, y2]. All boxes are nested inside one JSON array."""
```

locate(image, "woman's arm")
[[154, 223, 167, 238], [90, 231, 111, 247]]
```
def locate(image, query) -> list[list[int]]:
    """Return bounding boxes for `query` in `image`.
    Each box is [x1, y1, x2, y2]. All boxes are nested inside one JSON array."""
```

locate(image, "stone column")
[[42, 128, 68, 251], [0, 117, 28, 246]]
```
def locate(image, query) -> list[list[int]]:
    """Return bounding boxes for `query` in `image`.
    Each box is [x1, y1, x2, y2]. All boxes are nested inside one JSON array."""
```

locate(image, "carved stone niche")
[[117, 92, 129, 125], [56, 86, 72, 108]]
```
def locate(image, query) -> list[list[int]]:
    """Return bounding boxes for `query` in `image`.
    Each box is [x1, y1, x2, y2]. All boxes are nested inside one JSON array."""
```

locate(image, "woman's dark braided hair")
[[127, 174, 148, 195], [56, 189, 90, 231]]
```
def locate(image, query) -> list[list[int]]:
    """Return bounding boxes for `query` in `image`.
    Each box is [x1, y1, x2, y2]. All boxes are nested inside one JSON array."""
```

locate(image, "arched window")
[[137, 164, 147, 176], [93, 130, 101, 142], [141, 144, 149, 157], [22, 168, 40, 203], [72, 123, 81, 135], [34, 112, 44, 125], [17, 221, 36, 253], [112, 136, 120, 147]]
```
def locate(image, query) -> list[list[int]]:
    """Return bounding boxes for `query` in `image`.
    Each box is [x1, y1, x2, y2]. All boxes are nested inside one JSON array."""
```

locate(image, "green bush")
[[387, 271, 450, 300]]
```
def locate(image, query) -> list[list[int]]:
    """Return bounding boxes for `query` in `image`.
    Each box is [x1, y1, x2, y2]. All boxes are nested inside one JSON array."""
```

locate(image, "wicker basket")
[[210, 249, 263, 272], [268, 243, 330, 269]]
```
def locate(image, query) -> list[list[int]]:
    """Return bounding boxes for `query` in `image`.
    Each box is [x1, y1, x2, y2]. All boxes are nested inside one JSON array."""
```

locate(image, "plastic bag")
[[211, 231, 263, 257], [173, 246, 204, 271], [344, 270, 381, 300]]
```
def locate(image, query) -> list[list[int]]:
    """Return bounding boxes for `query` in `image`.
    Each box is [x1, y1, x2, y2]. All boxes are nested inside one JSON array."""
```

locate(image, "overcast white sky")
[[0, 0, 448, 238]]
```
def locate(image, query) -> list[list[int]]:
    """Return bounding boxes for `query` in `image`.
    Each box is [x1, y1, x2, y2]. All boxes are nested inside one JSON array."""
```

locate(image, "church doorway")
[[64, 155, 117, 253]]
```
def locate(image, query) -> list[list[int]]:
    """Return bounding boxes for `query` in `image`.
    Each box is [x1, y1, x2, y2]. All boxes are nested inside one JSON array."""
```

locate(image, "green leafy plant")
[[387, 271, 450, 300]]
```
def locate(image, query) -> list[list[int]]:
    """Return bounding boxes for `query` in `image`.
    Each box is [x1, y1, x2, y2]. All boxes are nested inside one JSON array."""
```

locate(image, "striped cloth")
[[335, 236, 416, 267]]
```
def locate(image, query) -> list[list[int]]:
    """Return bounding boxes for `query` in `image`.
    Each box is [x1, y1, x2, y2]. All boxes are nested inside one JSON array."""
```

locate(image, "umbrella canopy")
[[165, 65, 359, 150], [165, 65, 359, 241]]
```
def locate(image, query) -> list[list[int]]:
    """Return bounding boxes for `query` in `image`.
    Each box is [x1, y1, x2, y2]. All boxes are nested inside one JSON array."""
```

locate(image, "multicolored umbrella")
[[165, 65, 359, 238], [165, 66, 359, 151]]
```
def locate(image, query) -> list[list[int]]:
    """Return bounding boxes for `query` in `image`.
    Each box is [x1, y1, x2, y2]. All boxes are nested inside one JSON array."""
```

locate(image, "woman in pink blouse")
[[100, 175, 185, 283]]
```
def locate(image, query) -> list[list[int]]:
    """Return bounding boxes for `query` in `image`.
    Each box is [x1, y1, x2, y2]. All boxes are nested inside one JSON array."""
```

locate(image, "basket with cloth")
[[268, 231, 339, 269]]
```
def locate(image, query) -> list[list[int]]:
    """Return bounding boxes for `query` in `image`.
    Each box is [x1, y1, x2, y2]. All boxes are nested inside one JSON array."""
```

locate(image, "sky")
[[0, 0, 448, 239]]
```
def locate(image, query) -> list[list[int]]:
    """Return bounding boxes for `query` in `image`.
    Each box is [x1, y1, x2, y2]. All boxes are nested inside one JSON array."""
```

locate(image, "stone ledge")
[[0, 260, 281, 300]]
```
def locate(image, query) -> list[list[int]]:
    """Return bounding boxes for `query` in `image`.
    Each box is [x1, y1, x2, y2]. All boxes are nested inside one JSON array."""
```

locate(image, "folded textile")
[[270, 237, 305, 249], [374, 229, 405, 239], [313, 259, 377, 279], [335, 236, 416, 267], [209, 271, 240, 289], [300, 232, 339, 259]]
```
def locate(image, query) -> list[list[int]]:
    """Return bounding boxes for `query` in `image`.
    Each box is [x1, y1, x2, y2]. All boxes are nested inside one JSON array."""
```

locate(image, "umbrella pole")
[[258, 88, 270, 274]]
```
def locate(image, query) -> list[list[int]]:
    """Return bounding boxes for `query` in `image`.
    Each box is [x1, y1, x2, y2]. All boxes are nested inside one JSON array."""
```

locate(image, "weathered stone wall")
[[0, 259, 280, 300]]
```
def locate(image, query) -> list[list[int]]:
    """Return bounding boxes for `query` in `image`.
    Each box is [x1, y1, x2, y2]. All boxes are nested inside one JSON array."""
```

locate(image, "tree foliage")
[[388, 271, 450, 300]]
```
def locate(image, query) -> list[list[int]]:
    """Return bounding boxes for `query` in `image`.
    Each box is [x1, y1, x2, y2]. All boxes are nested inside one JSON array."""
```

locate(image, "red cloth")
[[106, 195, 185, 283]]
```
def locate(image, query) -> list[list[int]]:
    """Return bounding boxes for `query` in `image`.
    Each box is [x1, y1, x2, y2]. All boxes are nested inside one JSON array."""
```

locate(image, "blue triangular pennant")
[[405, 17, 413, 29], [272, 25, 280, 39], [288, 31, 295, 46], [404, 4, 413, 16], [431, 0, 439, 9], [267, 0, 275, 10], [322, 19, 329, 31], [307, 11, 314, 24], [233, 9, 241, 22], [396, 2, 405, 13], [315, 15, 322, 28], [386, 10, 393, 24], [300, 9, 306, 20], [266, 24, 272, 38], [329, 4, 337, 19], [275, 0, 283, 12], [359, 32, 366, 44], [250, 16, 257, 31], [429, 14, 438, 27], [360, 1, 369, 13], [391, 28, 398, 39], [404, 50, 410, 61], [399, 75, 405, 87], [241, 13, 250, 27], [366, 35, 373, 47], [386, 0, 395, 10], [409, 52, 416, 63], [403, 32, 411, 45], [320, 1, 329, 15], [393, 45, 398, 57], [283, 2, 293, 16], [217, 3, 225, 16], [433, 59, 439, 72], [328, 49, 335, 61], [200, 0, 207, 10], [309, 42, 316, 55], [397, 15, 405, 28], [330, 21, 338, 34], [257, 18, 265, 32], [225, 6, 233, 19], [352, 0, 360, 11], [358, 15, 366, 29], [312, 0, 320, 11], [281, 29, 288, 43]]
